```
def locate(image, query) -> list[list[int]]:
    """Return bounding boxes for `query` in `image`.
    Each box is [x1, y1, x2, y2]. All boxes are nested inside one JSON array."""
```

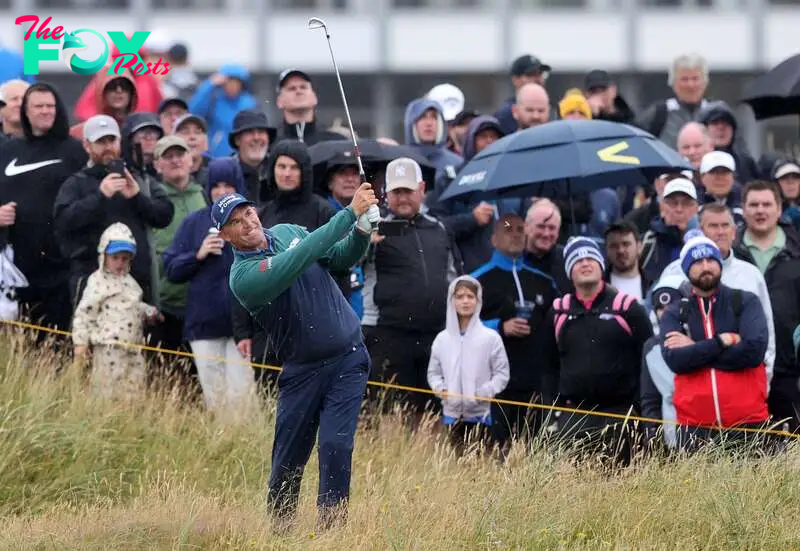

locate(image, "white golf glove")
[[356, 205, 381, 234]]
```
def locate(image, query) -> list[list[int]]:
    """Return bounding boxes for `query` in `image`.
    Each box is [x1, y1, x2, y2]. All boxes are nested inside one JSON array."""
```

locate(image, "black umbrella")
[[742, 54, 800, 120], [439, 119, 691, 233], [441, 120, 690, 202], [308, 139, 436, 197]]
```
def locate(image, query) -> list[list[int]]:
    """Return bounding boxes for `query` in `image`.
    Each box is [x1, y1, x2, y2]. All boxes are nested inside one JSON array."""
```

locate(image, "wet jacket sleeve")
[[715, 292, 768, 371], [322, 226, 370, 272], [539, 307, 561, 405], [71, 277, 102, 346], [753, 271, 775, 382], [133, 180, 174, 229], [231, 207, 358, 310], [231, 297, 253, 343], [659, 305, 724, 374], [427, 335, 445, 394], [477, 334, 510, 398], [53, 176, 106, 234], [628, 301, 654, 365], [163, 217, 201, 284]]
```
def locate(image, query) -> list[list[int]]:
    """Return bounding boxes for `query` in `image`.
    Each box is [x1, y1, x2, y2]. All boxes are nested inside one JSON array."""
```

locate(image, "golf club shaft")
[[318, 27, 366, 182]]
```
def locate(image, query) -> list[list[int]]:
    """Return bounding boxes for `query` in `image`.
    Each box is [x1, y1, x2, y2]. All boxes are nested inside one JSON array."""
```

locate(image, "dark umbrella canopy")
[[308, 138, 436, 196], [439, 119, 691, 202], [742, 54, 800, 120]]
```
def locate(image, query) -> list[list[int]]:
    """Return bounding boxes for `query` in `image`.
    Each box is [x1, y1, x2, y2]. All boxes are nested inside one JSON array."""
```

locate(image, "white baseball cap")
[[83, 114, 121, 143], [385, 157, 423, 192], [663, 178, 698, 201], [774, 162, 800, 180], [700, 151, 736, 175], [427, 83, 465, 122]]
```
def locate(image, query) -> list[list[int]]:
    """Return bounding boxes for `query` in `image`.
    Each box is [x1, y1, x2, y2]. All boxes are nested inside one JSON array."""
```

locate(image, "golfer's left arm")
[[321, 225, 371, 272]]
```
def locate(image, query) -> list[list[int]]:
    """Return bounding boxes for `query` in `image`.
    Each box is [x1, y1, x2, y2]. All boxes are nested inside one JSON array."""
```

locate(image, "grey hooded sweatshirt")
[[427, 275, 510, 420]]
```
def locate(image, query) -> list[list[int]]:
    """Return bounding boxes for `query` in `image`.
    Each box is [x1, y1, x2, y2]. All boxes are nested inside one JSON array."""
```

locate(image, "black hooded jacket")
[[0, 82, 88, 299], [121, 113, 162, 181], [238, 155, 271, 206], [257, 140, 336, 230]]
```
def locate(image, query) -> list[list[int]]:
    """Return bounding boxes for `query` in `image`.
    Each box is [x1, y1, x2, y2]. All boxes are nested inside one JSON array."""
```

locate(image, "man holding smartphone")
[[362, 158, 463, 426], [54, 114, 174, 306]]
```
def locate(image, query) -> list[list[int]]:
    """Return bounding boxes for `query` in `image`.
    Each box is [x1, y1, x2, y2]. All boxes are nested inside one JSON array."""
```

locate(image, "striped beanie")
[[564, 236, 605, 278], [680, 236, 722, 277]]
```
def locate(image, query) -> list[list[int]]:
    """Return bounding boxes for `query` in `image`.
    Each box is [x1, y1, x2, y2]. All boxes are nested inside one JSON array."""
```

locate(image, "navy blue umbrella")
[[439, 119, 692, 202]]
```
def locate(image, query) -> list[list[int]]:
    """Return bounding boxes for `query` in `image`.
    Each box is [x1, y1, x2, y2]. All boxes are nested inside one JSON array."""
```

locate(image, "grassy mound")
[[1, 331, 799, 550]]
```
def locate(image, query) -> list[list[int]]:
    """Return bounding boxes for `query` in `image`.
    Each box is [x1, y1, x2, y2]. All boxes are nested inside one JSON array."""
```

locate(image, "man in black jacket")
[[362, 158, 463, 424], [274, 69, 348, 146], [53, 115, 174, 306], [542, 236, 652, 464], [734, 180, 800, 430], [472, 214, 558, 450], [0, 82, 88, 331]]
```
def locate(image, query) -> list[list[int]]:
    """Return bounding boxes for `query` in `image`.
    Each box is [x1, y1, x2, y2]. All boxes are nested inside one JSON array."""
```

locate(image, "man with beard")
[[54, 115, 174, 305], [604, 221, 647, 301], [659, 236, 769, 449]]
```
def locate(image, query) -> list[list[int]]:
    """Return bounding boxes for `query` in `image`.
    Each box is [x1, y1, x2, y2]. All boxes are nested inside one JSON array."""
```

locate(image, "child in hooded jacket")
[[428, 275, 510, 454], [72, 222, 161, 398]]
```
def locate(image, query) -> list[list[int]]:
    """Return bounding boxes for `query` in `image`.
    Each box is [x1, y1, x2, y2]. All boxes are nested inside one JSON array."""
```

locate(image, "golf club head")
[[307, 17, 327, 31]]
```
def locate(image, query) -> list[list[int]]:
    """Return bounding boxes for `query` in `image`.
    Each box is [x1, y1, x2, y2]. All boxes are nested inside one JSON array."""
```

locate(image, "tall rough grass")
[[1, 329, 800, 550]]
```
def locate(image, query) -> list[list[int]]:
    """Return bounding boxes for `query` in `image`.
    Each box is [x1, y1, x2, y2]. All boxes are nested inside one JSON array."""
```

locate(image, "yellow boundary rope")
[[3, 318, 798, 440]]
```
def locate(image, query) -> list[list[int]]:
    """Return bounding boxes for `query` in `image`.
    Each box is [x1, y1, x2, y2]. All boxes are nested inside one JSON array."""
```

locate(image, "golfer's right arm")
[[231, 207, 358, 310]]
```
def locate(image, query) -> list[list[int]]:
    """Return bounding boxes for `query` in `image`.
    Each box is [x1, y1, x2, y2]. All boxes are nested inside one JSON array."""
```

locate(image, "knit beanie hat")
[[564, 236, 605, 278], [559, 89, 593, 120], [680, 236, 722, 277]]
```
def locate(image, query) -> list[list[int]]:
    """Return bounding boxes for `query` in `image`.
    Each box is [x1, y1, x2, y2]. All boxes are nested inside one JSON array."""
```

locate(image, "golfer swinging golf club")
[[212, 182, 379, 528]]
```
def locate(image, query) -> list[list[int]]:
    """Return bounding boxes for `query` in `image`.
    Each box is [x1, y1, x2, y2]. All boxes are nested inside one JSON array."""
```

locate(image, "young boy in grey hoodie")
[[428, 275, 510, 455]]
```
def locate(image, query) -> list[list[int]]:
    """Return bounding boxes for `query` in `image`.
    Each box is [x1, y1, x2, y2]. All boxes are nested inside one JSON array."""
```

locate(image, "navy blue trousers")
[[267, 343, 370, 519]]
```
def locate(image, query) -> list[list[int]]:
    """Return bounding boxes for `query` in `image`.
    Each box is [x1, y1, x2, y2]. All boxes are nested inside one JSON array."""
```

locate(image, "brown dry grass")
[[1, 330, 800, 550]]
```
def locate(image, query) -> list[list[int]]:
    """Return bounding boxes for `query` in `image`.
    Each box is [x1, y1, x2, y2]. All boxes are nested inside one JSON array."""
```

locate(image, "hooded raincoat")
[[72, 222, 157, 347]]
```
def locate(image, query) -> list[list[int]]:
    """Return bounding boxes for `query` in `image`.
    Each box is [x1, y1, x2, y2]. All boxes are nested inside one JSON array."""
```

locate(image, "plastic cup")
[[514, 300, 535, 320]]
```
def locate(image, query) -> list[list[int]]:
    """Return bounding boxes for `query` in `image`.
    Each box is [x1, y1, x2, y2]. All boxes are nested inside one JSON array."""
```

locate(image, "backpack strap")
[[610, 291, 634, 336], [649, 101, 669, 138], [553, 294, 571, 344]]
